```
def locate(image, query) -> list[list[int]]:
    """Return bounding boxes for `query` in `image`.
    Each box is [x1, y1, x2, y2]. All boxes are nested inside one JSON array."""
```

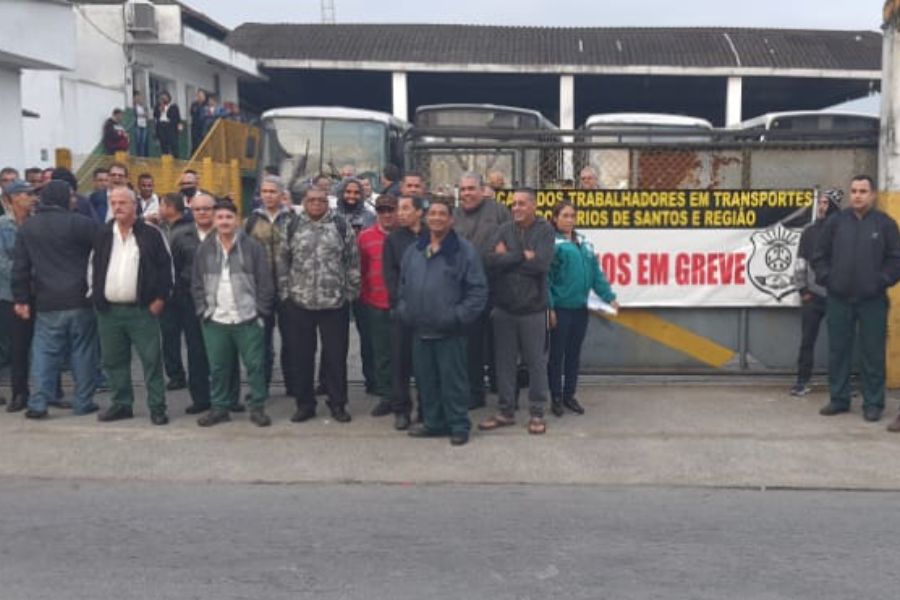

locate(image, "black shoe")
[[290, 406, 317, 423], [863, 406, 884, 423], [330, 404, 352, 423], [185, 403, 211, 415], [450, 431, 470, 446], [24, 408, 48, 420], [151, 412, 169, 426], [165, 377, 187, 391], [562, 397, 585, 415], [197, 409, 231, 427], [98, 405, 134, 422], [6, 394, 27, 413], [819, 402, 850, 416], [407, 424, 447, 438], [230, 401, 246, 413], [371, 399, 392, 417], [73, 403, 100, 416], [315, 383, 328, 396], [394, 413, 411, 431], [250, 408, 271, 427], [551, 397, 564, 417]]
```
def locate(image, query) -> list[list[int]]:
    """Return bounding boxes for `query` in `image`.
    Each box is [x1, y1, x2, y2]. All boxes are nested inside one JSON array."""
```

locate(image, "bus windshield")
[[415, 108, 541, 130], [261, 117, 387, 183]]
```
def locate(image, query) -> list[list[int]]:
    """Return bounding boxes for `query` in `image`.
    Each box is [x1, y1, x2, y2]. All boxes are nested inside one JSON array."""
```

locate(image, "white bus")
[[259, 106, 410, 190], [732, 111, 879, 141]]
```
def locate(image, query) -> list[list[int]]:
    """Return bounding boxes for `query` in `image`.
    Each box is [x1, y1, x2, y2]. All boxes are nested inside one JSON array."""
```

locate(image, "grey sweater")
[[453, 198, 511, 260]]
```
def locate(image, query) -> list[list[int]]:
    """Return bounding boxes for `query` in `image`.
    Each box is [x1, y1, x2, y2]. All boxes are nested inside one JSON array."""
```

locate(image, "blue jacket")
[[396, 229, 487, 338], [548, 232, 616, 309]]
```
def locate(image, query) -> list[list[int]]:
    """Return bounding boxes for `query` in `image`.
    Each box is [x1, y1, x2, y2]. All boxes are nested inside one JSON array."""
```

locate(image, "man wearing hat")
[[0, 181, 37, 411], [789, 188, 841, 397], [813, 175, 900, 425], [357, 194, 397, 417], [11, 180, 100, 419]]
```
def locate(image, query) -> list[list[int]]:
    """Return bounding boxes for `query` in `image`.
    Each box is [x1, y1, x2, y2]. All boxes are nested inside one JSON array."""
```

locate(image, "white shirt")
[[135, 104, 147, 128], [197, 226, 211, 242], [159, 103, 169, 123], [140, 194, 159, 220], [211, 240, 240, 324], [104, 224, 140, 303]]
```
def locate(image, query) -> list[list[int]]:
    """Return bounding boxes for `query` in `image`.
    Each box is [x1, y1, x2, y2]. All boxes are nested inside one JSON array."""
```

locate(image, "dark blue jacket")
[[396, 229, 487, 338], [812, 208, 900, 302]]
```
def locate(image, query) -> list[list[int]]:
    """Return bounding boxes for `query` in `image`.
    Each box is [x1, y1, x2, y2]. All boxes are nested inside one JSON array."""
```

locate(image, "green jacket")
[[548, 232, 616, 309]]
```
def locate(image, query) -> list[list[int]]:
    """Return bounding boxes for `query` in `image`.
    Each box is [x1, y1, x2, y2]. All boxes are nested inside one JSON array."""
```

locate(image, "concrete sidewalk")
[[1, 377, 899, 490]]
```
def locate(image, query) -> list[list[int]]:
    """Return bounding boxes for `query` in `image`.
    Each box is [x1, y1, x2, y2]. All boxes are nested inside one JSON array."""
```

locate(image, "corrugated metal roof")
[[227, 24, 881, 72]]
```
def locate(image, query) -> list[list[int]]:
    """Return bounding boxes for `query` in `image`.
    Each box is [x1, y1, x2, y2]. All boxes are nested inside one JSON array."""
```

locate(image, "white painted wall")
[[136, 45, 240, 109], [0, 69, 24, 170], [0, 0, 75, 70]]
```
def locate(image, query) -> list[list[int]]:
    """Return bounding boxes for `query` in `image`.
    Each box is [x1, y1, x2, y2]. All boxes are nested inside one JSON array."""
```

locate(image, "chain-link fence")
[[404, 128, 878, 200]]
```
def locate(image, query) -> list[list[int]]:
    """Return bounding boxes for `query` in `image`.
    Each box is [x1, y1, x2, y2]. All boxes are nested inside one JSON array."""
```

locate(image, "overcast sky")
[[188, 0, 885, 31]]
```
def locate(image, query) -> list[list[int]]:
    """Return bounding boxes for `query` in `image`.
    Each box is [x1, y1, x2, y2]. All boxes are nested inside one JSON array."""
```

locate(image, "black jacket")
[[12, 203, 98, 312], [484, 218, 556, 315], [169, 223, 206, 298], [812, 208, 900, 302], [383, 226, 422, 308], [153, 102, 181, 135], [91, 219, 173, 311]]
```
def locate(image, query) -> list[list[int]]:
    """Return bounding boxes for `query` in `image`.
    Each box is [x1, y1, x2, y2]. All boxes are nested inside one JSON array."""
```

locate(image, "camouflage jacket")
[[245, 206, 294, 292], [277, 208, 360, 310]]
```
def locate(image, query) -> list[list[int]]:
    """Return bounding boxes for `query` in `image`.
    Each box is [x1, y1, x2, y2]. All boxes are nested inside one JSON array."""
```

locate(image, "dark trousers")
[[795, 295, 826, 385], [390, 318, 415, 415], [172, 294, 210, 408], [0, 300, 34, 397], [353, 301, 374, 391], [827, 295, 887, 409], [263, 304, 295, 395], [413, 335, 471, 435], [157, 126, 178, 158], [288, 302, 350, 409], [465, 308, 493, 403], [160, 302, 186, 382], [547, 306, 589, 401]]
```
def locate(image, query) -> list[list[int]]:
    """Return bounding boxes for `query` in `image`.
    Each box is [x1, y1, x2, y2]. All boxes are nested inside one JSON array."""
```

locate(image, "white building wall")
[[136, 46, 240, 110], [0, 69, 24, 171]]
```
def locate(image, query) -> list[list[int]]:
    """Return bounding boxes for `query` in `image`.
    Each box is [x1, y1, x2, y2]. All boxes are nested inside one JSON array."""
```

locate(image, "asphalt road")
[[0, 480, 896, 600]]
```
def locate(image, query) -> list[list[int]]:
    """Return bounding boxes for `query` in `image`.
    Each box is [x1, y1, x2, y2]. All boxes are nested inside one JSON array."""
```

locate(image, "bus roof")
[[734, 110, 879, 130], [261, 106, 409, 128], [415, 103, 557, 128], [584, 113, 714, 129]]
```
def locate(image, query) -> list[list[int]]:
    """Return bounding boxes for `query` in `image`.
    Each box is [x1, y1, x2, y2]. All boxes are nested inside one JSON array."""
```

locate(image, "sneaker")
[[789, 383, 811, 397]]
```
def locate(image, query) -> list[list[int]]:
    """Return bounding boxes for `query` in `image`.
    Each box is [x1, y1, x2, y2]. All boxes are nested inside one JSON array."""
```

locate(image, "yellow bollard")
[[230, 158, 242, 214], [883, 191, 900, 388]]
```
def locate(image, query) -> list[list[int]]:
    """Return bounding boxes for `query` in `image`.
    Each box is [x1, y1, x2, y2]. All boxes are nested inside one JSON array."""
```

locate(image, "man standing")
[[812, 175, 900, 425], [579, 167, 599, 190], [179, 170, 199, 213], [12, 181, 100, 419], [154, 91, 182, 158], [479, 188, 555, 435], [91, 162, 128, 223], [92, 187, 172, 425], [453, 172, 511, 409], [397, 198, 488, 446], [158, 193, 190, 392], [383, 195, 425, 430], [357, 194, 397, 416], [790, 189, 841, 397], [0, 181, 37, 412], [278, 187, 360, 424], [244, 176, 296, 396], [192, 199, 274, 427], [136, 173, 160, 223], [169, 192, 216, 414], [400, 172, 426, 200]]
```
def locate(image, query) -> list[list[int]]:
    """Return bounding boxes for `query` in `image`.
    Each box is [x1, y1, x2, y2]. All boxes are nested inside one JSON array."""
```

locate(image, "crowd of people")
[[1, 164, 900, 444], [102, 88, 237, 158]]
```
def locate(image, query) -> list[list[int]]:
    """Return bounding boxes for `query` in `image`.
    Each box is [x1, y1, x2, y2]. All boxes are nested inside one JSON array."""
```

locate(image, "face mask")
[[182, 186, 197, 199]]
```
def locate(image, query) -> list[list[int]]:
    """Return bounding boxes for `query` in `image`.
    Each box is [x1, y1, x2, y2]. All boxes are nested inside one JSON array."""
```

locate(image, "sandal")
[[527, 417, 546, 435], [478, 414, 515, 431]]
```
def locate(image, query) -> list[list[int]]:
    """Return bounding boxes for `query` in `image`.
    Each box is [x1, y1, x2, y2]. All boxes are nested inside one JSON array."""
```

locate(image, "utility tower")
[[321, 0, 335, 24]]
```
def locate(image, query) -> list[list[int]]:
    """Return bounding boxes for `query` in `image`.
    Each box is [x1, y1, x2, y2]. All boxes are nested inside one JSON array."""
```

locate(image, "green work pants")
[[412, 335, 471, 435], [827, 295, 887, 409], [202, 319, 267, 411]]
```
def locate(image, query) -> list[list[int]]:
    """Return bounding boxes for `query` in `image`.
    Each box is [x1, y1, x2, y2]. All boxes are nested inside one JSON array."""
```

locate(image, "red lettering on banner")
[[637, 253, 669, 285], [600, 253, 632, 286], [673, 252, 746, 286]]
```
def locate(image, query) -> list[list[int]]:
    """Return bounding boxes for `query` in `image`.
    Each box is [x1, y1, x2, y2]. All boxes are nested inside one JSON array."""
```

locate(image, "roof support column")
[[725, 76, 743, 126], [392, 71, 408, 122], [560, 74, 575, 181], [881, 9, 900, 388]]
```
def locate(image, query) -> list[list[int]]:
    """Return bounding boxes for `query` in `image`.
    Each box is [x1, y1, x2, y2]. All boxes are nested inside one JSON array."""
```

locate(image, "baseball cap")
[[3, 179, 34, 195], [375, 194, 398, 210]]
